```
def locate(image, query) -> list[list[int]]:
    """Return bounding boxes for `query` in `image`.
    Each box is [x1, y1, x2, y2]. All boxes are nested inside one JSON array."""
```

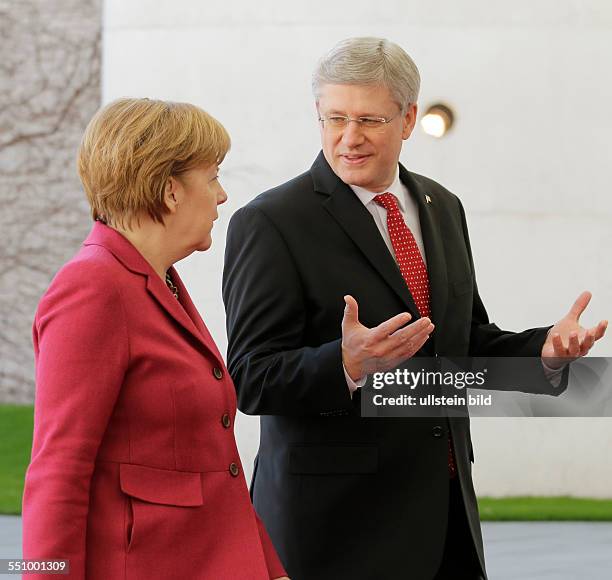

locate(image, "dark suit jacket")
[[222, 152, 562, 580]]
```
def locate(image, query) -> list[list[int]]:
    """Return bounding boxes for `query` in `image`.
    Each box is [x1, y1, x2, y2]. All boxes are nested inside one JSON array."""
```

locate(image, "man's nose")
[[340, 120, 366, 147]]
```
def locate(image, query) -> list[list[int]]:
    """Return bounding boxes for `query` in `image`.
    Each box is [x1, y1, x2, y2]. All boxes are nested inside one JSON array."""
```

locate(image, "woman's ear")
[[163, 176, 180, 214]]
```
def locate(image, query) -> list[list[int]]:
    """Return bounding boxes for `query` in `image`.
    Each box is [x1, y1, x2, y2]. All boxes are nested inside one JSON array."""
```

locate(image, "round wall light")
[[420, 103, 455, 138]]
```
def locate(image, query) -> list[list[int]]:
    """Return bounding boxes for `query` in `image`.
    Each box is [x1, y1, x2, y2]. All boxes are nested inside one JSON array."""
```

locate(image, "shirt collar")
[[349, 166, 405, 212]]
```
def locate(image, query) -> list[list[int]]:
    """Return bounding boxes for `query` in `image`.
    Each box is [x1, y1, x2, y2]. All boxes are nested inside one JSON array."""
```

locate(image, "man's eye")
[[360, 118, 384, 128], [327, 116, 347, 124]]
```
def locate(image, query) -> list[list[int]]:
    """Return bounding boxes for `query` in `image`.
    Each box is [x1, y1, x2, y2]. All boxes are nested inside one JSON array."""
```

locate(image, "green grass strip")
[[478, 496, 612, 521], [1, 404, 612, 520], [0, 404, 33, 515]]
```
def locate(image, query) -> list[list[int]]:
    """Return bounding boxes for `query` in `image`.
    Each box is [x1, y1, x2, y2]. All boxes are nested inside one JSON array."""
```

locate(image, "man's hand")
[[541, 291, 608, 370], [341, 295, 435, 381]]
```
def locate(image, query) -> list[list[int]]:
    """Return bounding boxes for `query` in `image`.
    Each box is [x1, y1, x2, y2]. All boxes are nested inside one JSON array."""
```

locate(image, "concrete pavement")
[[2, 517, 611, 578]]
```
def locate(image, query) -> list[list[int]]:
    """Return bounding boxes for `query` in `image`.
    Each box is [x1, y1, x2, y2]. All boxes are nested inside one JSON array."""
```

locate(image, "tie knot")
[[373, 192, 400, 212]]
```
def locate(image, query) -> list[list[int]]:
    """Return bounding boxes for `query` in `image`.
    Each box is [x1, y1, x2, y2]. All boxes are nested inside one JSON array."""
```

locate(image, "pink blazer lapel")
[[83, 221, 224, 367], [161, 267, 225, 365]]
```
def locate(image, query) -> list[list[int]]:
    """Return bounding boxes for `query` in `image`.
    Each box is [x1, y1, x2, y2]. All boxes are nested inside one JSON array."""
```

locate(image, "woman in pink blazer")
[[22, 98, 288, 580]]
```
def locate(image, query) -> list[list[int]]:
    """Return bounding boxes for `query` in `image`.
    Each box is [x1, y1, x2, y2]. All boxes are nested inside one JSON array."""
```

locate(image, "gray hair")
[[312, 37, 420, 113]]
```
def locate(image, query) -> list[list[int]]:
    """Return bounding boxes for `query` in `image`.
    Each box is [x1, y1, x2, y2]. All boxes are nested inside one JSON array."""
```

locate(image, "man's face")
[[317, 83, 417, 193]]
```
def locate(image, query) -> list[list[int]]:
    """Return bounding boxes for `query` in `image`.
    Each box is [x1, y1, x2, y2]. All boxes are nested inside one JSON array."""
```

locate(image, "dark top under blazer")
[[222, 152, 563, 580]]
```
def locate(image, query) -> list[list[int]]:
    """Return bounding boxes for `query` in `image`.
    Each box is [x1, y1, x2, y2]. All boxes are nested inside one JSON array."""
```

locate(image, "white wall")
[[103, 0, 612, 497]]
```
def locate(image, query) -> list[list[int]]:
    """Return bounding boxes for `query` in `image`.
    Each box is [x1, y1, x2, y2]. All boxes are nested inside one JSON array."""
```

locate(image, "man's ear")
[[402, 103, 418, 140], [163, 176, 180, 214]]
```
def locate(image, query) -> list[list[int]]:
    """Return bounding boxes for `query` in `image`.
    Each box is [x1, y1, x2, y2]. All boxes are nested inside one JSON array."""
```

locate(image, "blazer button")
[[432, 425, 444, 438], [229, 462, 240, 477], [221, 413, 231, 428], [213, 367, 223, 380]]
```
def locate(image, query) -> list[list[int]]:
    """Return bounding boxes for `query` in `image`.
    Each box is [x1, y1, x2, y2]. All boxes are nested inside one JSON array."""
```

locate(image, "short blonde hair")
[[78, 98, 230, 227]]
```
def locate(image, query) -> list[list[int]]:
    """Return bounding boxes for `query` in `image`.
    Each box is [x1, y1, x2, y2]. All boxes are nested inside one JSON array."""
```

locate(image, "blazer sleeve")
[[22, 261, 129, 579], [222, 204, 354, 416]]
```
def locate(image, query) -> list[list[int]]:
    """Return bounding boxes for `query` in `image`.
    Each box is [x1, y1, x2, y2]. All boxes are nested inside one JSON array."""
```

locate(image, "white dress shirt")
[[342, 167, 428, 393], [350, 167, 427, 267]]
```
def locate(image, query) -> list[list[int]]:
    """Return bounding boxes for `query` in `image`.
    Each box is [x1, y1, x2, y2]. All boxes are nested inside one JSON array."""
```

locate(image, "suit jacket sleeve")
[[460, 198, 548, 357], [223, 204, 354, 416], [457, 198, 569, 392], [22, 261, 129, 579], [255, 512, 287, 578]]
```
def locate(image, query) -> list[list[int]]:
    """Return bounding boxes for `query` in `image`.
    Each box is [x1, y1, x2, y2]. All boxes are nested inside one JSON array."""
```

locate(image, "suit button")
[[432, 425, 444, 438], [229, 462, 240, 477], [221, 413, 231, 428], [213, 367, 223, 380]]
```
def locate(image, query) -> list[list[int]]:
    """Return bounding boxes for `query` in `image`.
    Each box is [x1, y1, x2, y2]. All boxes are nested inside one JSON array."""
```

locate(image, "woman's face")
[[171, 163, 227, 252]]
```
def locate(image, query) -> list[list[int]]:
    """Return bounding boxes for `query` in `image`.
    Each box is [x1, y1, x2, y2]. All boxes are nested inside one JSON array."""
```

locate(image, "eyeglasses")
[[318, 113, 399, 132]]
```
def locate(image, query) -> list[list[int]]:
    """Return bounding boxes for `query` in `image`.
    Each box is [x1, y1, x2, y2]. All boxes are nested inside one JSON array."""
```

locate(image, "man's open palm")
[[541, 291, 607, 369]]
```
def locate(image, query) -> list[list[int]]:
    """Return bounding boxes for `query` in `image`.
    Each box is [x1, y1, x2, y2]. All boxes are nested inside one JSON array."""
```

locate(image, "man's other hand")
[[541, 290, 608, 370], [341, 294, 434, 381]]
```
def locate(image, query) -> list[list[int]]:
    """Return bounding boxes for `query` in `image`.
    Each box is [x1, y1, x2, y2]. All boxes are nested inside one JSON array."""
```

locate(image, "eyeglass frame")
[[317, 112, 401, 131]]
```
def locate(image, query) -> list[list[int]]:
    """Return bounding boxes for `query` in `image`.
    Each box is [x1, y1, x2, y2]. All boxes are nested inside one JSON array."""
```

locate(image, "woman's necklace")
[[165, 272, 179, 299]]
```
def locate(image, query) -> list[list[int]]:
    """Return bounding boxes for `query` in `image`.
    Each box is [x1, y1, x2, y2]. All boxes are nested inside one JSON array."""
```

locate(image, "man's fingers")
[[567, 332, 580, 358], [578, 320, 608, 355], [551, 332, 566, 354], [373, 311, 414, 339], [593, 319, 608, 341], [579, 329, 596, 356], [386, 322, 435, 357], [567, 290, 592, 321], [363, 320, 434, 369], [384, 317, 430, 345], [342, 295, 360, 327], [387, 328, 433, 361]]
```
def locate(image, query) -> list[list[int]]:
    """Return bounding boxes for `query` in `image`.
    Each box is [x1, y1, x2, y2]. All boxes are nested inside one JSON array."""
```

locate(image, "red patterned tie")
[[373, 193, 430, 318], [373, 192, 457, 478]]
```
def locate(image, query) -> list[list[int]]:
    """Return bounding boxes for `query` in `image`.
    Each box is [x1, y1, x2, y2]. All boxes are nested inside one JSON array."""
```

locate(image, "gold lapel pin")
[[425, 194, 432, 204]]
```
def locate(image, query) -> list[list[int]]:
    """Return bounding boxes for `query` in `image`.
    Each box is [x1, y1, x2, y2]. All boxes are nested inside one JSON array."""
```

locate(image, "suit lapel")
[[311, 153, 449, 333], [312, 153, 420, 319], [400, 167, 449, 333]]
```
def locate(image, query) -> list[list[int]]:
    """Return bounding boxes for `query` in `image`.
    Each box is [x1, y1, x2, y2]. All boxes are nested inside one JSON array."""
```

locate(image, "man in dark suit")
[[222, 37, 607, 580]]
